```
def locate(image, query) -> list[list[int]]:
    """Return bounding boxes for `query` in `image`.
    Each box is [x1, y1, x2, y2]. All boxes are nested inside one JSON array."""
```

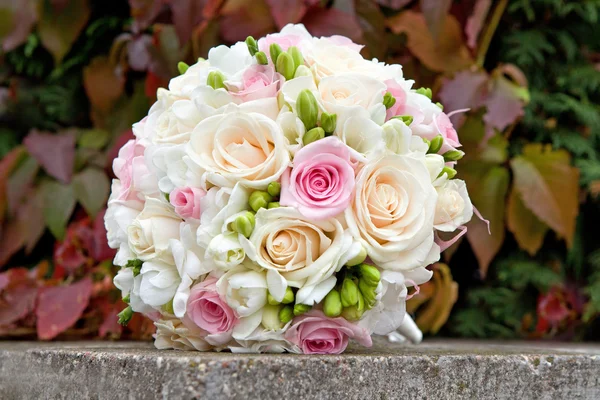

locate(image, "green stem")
[[476, 0, 509, 68]]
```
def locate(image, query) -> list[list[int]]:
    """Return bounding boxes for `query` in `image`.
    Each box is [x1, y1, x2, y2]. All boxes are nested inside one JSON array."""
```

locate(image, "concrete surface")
[[0, 338, 599, 399]]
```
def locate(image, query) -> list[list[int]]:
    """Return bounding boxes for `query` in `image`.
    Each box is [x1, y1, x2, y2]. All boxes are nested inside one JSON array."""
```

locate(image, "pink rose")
[[230, 65, 282, 103], [280, 137, 359, 220], [112, 139, 155, 200], [259, 33, 303, 54], [284, 311, 372, 354], [186, 277, 237, 345], [169, 187, 206, 219], [384, 79, 422, 122], [434, 112, 461, 153]]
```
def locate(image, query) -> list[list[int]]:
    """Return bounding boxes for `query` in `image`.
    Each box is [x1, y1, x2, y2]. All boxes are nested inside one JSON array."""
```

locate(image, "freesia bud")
[[122, 294, 130, 304], [323, 289, 342, 317], [233, 212, 255, 238], [269, 43, 282, 64], [255, 51, 268, 65], [296, 89, 319, 130], [267, 202, 280, 209], [177, 61, 189, 75], [345, 246, 367, 267], [207, 71, 226, 90], [422, 137, 431, 147], [341, 278, 359, 308], [282, 287, 295, 304], [416, 87, 432, 99], [279, 305, 294, 324], [293, 303, 311, 316], [262, 304, 283, 330], [117, 306, 133, 326], [267, 292, 280, 305], [126, 259, 142, 276], [287, 46, 304, 71], [358, 279, 377, 309], [267, 181, 281, 197], [443, 150, 464, 162], [438, 166, 457, 179], [436, 102, 444, 110], [162, 299, 174, 315], [341, 291, 365, 321], [320, 112, 337, 134], [294, 65, 312, 78], [276, 52, 295, 81], [427, 135, 443, 154], [359, 263, 381, 286], [302, 127, 325, 146], [392, 115, 413, 126], [383, 92, 396, 109], [245, 36, 258, 56], [249, 191, 273, 212]]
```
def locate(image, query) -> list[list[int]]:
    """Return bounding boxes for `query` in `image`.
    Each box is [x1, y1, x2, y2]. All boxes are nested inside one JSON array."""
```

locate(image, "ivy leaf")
[[506, 188, 549, 256], [83, 56, 125, 125], [439, 70, 488, 127], [265, 0, 307, 29], [6, 155, 39, 214], [72, 168, 110, 218], [465, 166, 510, 278], [23, 129, 75, 184], [386, 10, 472, 73], [303, 6, 363, 43], [355, 0, 388, 60], [37, 0, 91, 63], [483, 72, 527, 135], [419, 0, 452, 40], [40, 180, 76, 240], [510, 144, 579, 247]]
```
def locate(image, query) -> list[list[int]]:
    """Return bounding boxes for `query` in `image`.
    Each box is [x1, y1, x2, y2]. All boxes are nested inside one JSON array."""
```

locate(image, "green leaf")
[[78, 129, 110, 150], [40, 180, 76, 240], [496, 255, 562, 292], [6, 155, 39, 214], [72, 168, 110, 217]]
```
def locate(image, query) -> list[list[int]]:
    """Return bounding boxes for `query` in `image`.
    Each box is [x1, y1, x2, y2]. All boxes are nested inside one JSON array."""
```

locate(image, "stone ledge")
[[0, 339, 599, 399]]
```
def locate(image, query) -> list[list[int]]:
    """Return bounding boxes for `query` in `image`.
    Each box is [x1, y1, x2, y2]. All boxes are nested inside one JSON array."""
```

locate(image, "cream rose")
[[152, 99, 202, 145], [127, 198, 182, 263], [186, 110, 290, 189], [304, 38, 367, 80], [434, 179, 473, 232], [345, 154, 440, 270]]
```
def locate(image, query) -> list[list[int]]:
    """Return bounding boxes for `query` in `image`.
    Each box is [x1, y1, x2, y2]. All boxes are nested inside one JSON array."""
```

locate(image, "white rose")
[[229, 327, 296, 354], [206, 232, 246, 271], [128, 198, 182, 263], [154, 318, 212, 351], [434, 179, 473, 232], [168, 58, 211, 98], [152, 99, 202, 145], [186, 110, 290, 189], [191, 85, 240, 121], [318, 73, 387, 126], [304, 38, 367, 80], [345, 154, 440, 270], [147, 144, 203, 193], [139, 260, 181, 308], [105, 180, 143, 266], [217, 265, 268, 318]]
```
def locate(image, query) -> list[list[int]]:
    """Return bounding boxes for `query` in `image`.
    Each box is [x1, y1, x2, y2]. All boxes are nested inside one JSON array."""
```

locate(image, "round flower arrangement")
[[105, 24, 473, 354]]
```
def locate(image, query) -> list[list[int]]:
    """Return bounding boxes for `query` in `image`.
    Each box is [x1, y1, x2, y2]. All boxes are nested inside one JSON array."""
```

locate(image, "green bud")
[[358, 279, 377, 309], [383, 92, 396, 109], [276, 51, 295, 81], [177, 61, 189, 75], [341, 278, 359, 308], [296, 89, 319, 130], [245, 36, 258, 56], [267, 181, 281, 197], [233, 212, 254, 238], [126, 259, 143, 276], [122, 294, 130, 304], [255, 51, 268, 65], [438, 166, 457, 179], [427, 135, 443, 154], [162, 299, 174, 315], [442, 150, 465, 162], [117, 306, 133, 326], [436, 102, 444, 110], [287, 46, 304, 71], [279, 305, 294, 324], [267, 292, 280, 306], [269, 43, 282, 64], [282, 287, 295, 304], [346, 246, 367, 267], [320, 112, 337, 134], [294, 65, 312, 78], [416, 87, 432, 99], [392, 115, 413, 126], [421, 137, 431, 147], [262, 304, 283, 330], [323, 289, 342, 317], [249, 191, 273, 212], [164, 192, 170, 202], [293, 303, 311, 316], [267, 202, 280, 209], [341, 291, 365, 321], [207, 71, 226, 90], [303, 127, 325, 146], [359, 263, 381, 286]]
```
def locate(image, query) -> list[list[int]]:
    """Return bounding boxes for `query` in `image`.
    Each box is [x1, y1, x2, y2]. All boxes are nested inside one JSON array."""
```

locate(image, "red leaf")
[[0, 146, 26, 222], [23, 129, 76, 184], [302, 7, 363, 43], [1, 0, 38, 52], [438, 69, 488, 127], [420, 0, 452, 39], [36, 277, 93, 340], [265, 0, 308, 29], [129, 0, 164, 33], [168, 0, 205, 45], [0, 268, 38, 326], [376, 0, 412, 8], [220, 0, 276, 43], [483, 74, 526, 134], [465, 0, 491, 49]]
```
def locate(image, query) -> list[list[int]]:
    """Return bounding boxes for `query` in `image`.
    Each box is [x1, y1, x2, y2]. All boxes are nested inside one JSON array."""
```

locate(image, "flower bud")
[[276, 52, 295, 81], [421, 137, 431, 147], [255, 51, 268, 65], [294, 65, 312, 78], [341, 291, 365, 321], [320, 112, 337, 134], [383, 92, 396, 109], [122, 294, 130, 304], [358, 279, 377, 309], [117, 306, 133, 326], [262, 304, 283, 330], [302, 127, 325, 146], [267, 292, 280, 305], [267, 202, 280, 209], [287, 46, 304, 70], [177, 61, 189, 75], [436, 102, 444, 110], [359, 263, 381, 286], [282, 286, 295, 304], [249, 191, 273, 212], [279, 305, 294, 324], [245, 36, 258, 56], [269, 43, 282, 64], [207, 71, 226, 90], [323, 289, 342, 317], [438, 166, 457, 179], [427, 135, 443, 154], [416, 87, 432, 99], [392, 115, 413, 126], [443, 150, 464, 162], [267, 181, 281, 197], [162, 299, 174, 315], [293, 303, 311, 316], [345, 246, 367, 267], [296, 89, 319, 130], [126, 259, 143, 276], [341, 278, 359, 308], [233, 212, 255, 238]]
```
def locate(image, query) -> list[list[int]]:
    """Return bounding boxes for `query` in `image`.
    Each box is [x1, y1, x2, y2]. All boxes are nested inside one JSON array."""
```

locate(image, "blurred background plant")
[[0, 0, 598, 341]]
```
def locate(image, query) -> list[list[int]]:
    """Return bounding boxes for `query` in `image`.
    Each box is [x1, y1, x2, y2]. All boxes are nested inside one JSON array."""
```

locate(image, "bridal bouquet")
[[105, 24, 473, 354]]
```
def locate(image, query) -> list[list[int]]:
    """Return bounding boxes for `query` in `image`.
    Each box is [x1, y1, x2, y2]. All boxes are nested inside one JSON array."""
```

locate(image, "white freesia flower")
[[208, 41, 254, 78], [434, 179, 473, 232], [361, 271, 408, 336], [280, 75, 319, 114], [168, 58, 211, 98], [217, 264, 268, 317], [152, 99, 202, 145], [147, 144, 203, 193], [139, 259, 180, 308], [113, 267, 134, 298], [206, 232, 246, 271], [229, 326, 296, 354], [276, 109, 305, 155], [154, 318, 212, 351], [338, 116, 385, 158], [382, 118, 428, 155]]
